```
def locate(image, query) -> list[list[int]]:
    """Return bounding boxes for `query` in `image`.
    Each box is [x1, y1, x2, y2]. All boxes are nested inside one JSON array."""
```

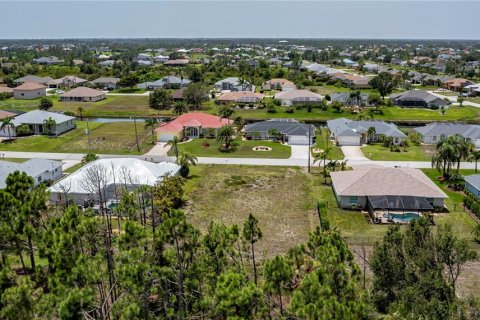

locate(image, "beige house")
[[13, 82, 47, 100], [59, 87, 106, 102]]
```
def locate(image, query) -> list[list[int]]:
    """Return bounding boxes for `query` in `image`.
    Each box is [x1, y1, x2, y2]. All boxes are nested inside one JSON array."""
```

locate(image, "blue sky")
[[0, 1, 479, 39]]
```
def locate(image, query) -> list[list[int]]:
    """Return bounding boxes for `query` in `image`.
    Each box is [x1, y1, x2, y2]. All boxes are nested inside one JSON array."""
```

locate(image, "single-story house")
[[33, 57, 64, 65], [171, 87, 186, 101], [156, 112, 232, 142], [216, 91, 264, 105], [13, 82, 47, 100], [59, 87, 106, 102], [465, 175, 480, 199], [163, 59, 189, 67], [138, 76, 191, 90], [390, 90, 449, 109], [90, 77, 120, 90], [244, 119, 316, 145], [464, 83, 480, 96], [214, 77, 252, 92], [414, 123, 480, 148], [444, 78, 473, 92], [327, 118, 406, 146], [330, 73, 372, 89], [331, 166, 447, 210], [49, 158, 180, 206], [330, 92, 369, 106], [262, 78, 297, 92], [99, 60, 116, 67], [274, 89, 323, 106], [0, 158, 63, 189], [47, 76, 88, 89], [13, 75, 53, 86], [0, 110, 76, 137], [363, 63, 379, 72]]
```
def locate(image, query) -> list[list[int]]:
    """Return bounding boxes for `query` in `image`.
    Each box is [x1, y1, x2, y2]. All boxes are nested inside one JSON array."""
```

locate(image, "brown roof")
[[330, 166, 447, 198], [274, 89, 322, 100], [13, 82, 46, 91], [0, 110, 16, 120], [0, 86, 13, 94], [265, 78, 296, 88], [217, 91, 264, 102], [170, 87, 186, 99], [60, 87, 105, 98]]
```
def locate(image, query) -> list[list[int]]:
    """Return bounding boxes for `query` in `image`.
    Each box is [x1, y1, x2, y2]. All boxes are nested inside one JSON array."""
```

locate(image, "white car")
[[55, 90, 65, 94]]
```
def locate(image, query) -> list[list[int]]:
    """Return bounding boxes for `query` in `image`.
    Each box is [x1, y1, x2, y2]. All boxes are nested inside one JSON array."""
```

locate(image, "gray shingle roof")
[[390, 90, 448, 104], [327, 118, 406, 138], [0, 158, 62, 189], [245, 119, 315, 136], [12, 110, 75, 126], [414, 123, 480, 140], [465, 174, 480, 191]]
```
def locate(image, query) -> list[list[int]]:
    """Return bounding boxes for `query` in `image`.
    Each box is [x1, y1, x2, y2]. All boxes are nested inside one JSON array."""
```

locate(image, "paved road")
[[428, 91, 480, 109], [2, 150, 480, 170]]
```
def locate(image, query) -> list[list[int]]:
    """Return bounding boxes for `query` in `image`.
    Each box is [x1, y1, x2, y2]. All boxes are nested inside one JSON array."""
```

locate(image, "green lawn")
[[313, 127, 344, 160], [361, 142, 433, 161], [64, 163, 83, 173], [173, 138, 292, 158], [466, 97, 480, 104], [0, 121, 154, 155], [109, 88, 146, 94]]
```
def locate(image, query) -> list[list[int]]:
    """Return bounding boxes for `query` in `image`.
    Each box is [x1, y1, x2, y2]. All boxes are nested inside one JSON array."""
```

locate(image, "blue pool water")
[[383, 212, 420, 222]]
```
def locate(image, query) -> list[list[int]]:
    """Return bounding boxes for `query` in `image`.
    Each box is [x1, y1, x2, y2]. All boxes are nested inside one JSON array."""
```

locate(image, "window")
[[349, 196, 358, 205], [37, 176, 42, 182], [432, 135, 437, 141]]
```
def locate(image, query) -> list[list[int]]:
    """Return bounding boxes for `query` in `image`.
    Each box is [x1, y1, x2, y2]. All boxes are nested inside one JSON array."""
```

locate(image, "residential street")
[[428, 91, 480, 108]]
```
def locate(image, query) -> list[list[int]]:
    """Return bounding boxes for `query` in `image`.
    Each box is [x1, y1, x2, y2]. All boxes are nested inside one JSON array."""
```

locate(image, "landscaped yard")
[[361, 142, 435, 161], [173, 138, 292, 158], [0, 121, 154, 155]]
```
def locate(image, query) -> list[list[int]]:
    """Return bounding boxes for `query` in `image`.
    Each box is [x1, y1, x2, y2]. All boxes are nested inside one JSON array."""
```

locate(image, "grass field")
[[0, 121, 154, 155], [362, 142, 434, 161], [313, 127, 344, 160], [174, 138, 292, 158], [466, 97, 480, 104]]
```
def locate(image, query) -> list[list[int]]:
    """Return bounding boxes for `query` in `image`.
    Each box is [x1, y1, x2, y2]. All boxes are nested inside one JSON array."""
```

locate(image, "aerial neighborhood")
[[1, 36, 480, 319]]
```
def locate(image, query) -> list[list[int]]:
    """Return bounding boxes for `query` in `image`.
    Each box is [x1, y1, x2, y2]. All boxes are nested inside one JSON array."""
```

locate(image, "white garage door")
[[288, 135, 310, 145], [159, 133, 177, 142], [337, 136, 361, 146]]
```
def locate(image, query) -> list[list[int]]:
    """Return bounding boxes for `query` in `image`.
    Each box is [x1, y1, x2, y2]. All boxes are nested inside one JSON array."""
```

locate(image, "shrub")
[[285, 107, 294, 114], [0, 92, 11, 101], [16, 124, 32, 136], [266, 105, 277, 113]]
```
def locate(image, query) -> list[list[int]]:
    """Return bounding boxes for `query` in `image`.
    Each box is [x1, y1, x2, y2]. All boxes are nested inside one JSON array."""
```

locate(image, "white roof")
[[49, 158, 180, 194]]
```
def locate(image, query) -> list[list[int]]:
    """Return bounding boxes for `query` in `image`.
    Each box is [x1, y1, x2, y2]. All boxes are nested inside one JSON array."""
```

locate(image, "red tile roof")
[[156, 112, 232, 133]]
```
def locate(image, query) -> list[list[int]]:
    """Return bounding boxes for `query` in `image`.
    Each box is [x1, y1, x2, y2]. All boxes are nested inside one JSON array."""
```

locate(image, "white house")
[[0, 158, 63, 189], [13, 82, 47, 100], [0, 110, 76, 137]]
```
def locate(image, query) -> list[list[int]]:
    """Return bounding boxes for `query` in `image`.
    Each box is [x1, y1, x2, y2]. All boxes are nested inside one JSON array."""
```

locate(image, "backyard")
[[0, 121, 154, 154], [172, 138, 292, 158]]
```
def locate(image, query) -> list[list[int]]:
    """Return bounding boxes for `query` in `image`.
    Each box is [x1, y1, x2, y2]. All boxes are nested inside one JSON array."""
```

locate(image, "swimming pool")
[[383, 212, 421, 223]]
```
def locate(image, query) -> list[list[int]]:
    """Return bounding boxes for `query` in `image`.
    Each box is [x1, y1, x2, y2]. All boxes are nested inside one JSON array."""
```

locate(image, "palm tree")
[[455, 135, 474, 170], [1, 117, 15, 141], [77, 106, 84, 120], [313, 146, 332, 184], [468, 150, 480, 173], [348, 90, 362, 106], [216, 125, 235, 151], [166, 136, 180, 160], [237, 77, 248, 91], [177, 151, 198, 178], [218, 104, 235, 120], [367, 127, 376, 144], [432, 136, 460, 178], [172, 102, 188, 115], [81, 152, 99, 165], [144, 118, 158, 145], [268, 128, 282, 142], [43, 117, 57, 136]]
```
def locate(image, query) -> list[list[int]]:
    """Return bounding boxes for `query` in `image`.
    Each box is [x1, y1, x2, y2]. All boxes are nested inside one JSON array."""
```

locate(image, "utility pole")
[[134, 116, 140, 152], [307, 127, 311, 173], [86, 118, 91, 150]]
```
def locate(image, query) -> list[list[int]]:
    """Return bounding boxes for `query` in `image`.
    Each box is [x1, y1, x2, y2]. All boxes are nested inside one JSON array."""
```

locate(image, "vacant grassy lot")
[[0, 121, 153, 154], [174, 138, 292, 158], [466, 97, 480, 104], [184, 165, 318, 257], [313, 127, 344, 160], [362, 142, 434, 161]]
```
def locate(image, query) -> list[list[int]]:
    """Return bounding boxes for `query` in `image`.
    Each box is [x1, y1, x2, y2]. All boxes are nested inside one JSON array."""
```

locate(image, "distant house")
[[262, 78, 297, 92], [13, 82, 46, 100], [99, 60, 116, 67], [330, 73, 372, 89], [0, 158, 63, 189], [13, 75, 53, 86], [444, 78, 474, 92], [138, 76, 191, 90], [0, 86, 13, 97], [465, 83, 480, 96], [154, 55, 169, 63], [363, 63, 379, 72], [390, 90, 449, 109], [331, 166, 447, 210], [216, 92, 264, 105], [244, 119, 316, 145], [155, 112, 232, 142], [214, 77, 252, 92], [342, 59, 359, 67], [0, 110, 76, 137], [163, 59, 189, 67], [274, 89, 323, 106], [330, 92, 369, 106], [90, 77, 120, 90], [465, 175, 480, 199], [171, 87, 186, 101], [33, 57, 64, 65], [47, 76, 88, 89], [59, 87, 106, 102], [414, 123, 480, 148], [327, 118, 406, 146]]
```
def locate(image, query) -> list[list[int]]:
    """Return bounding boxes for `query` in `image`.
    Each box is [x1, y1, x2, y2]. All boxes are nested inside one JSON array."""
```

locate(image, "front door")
[[185, 127, 199, 138]]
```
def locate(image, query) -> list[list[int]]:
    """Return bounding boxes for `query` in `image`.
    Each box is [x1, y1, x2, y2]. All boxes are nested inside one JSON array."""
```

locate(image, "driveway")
[[341, 146, 368, 161], [144, 142, 170, 157], [289, 145, 310, 160]]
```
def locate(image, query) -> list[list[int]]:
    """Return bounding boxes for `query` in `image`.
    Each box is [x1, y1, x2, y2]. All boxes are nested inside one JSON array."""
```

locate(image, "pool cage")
[[367, 195, 434, 223]]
